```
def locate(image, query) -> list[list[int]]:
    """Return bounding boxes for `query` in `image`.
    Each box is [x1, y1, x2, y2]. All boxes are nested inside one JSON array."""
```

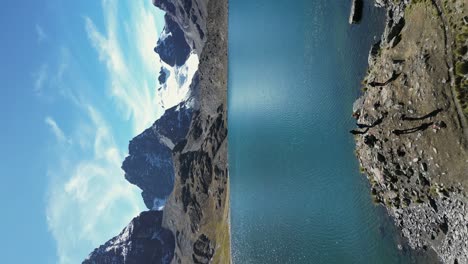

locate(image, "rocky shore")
[[353, 0, 468, 263], [349, 0, 364, 24]]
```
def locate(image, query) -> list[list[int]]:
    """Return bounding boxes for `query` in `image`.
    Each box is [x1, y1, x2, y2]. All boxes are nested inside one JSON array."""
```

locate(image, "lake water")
[[228, 0, 435, 263]]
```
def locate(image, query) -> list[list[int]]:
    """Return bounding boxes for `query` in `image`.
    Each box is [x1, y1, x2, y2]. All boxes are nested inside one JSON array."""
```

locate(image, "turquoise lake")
[[228, 0, 436, 263]]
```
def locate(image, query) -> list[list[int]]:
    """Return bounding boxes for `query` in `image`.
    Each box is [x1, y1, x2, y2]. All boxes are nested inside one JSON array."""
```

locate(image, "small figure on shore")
[[432, 120, 447, 132], [352, 111, 360, 119]]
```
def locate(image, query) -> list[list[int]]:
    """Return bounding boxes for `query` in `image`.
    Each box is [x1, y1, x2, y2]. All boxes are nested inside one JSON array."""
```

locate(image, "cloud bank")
[[46, 106, 144, 264], [84, 0, 165, 134], [44, 1, 166, 263]]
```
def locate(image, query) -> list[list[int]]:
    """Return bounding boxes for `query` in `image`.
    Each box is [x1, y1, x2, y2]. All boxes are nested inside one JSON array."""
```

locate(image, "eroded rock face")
[[192, 234, 215, 264], [155, 14, 191, 67], [354, 1, 468, 263], [153, 0, 207, 55], [122, 102, 193, 210], [83, 211, 175, 264]]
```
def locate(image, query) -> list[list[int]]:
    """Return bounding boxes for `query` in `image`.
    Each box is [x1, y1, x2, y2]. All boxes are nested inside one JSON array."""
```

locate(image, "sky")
[[0, 1, 166, 263]]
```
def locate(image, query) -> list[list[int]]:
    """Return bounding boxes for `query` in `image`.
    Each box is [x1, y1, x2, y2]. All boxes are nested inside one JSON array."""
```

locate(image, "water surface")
[[228, 1, 434, 263]]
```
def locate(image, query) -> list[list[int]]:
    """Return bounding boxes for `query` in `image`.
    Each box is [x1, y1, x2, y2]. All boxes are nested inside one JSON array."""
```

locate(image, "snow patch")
[[156, 52, 199, 112], [158, 134, 175, 149], [152, 197, 167, 211], [159, 29, 172, 42]]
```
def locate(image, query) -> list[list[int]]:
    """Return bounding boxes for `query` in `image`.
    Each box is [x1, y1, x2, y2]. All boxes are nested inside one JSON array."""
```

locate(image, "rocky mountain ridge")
[[83, 0, 229, 263], [122, 101, 194, 210], [83, 211, 175, 264]]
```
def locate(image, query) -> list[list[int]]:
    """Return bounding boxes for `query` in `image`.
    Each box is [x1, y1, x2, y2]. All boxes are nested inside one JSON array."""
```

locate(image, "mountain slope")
[[158, 0, 230, 263], [83, 0, 229, 263]]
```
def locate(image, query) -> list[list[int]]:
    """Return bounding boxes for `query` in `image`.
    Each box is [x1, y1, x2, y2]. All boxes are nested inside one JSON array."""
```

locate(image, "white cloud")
[[129, 1, 162, 72], [45, 116, 70, 144], [32, 47, 71, 100], [34, 64, 48, 95], [45, 1, 167, 263], [46, 105, 145, 264], [36, 24, 47, 43], [84, 0, 165, 134]]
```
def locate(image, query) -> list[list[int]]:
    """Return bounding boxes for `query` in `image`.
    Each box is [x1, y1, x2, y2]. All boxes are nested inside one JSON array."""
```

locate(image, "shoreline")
[[354, 0, 468, 262]]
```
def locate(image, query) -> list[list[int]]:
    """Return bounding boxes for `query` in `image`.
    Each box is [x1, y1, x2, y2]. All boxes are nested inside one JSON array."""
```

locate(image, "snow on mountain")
[[156, 52, 198, 111]]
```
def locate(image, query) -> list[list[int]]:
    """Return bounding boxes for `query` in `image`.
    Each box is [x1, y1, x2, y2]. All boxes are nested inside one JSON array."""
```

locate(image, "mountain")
[[83, 211, 174, 264], [83, 0, 229, 263], [155, 14, 191, 67], [122, 101, 194, 210]]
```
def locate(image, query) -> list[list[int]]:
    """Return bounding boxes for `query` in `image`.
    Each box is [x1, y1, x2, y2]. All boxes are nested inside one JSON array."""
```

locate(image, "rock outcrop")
[[155, 14, 192, 67], [83, 0, 229, 263], [83, 211, 175, 264], [349, 0, 364, 24], [153, 0, 208, 55], [122, 101, 194, 210], [354, 0, 468, 263]]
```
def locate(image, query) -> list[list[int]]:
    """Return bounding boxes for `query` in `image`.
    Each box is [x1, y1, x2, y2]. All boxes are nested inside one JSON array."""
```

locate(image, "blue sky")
[[0, 1, 166, 263]]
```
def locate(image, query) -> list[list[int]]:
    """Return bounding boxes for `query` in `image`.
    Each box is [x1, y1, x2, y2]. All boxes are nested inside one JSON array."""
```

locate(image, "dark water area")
[[228, 0, 437, 263]]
